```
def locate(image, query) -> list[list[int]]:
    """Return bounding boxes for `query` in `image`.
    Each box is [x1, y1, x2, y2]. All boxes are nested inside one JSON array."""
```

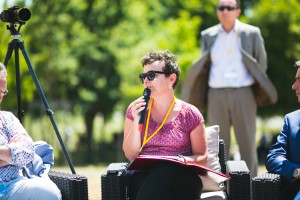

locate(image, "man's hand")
[[0, 135, 25, 166], [0, 160, 8, 167], [8, 135, 26, 144]]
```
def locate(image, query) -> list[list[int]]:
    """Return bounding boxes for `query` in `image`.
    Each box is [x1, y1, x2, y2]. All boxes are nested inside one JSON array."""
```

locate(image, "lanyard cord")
[[223, 30, 239, 57], [139, 97, 176, 152]]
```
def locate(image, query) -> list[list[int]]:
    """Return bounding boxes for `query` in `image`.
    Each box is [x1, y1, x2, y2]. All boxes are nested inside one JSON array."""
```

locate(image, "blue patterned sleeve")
[[4, 112, 34, 167]]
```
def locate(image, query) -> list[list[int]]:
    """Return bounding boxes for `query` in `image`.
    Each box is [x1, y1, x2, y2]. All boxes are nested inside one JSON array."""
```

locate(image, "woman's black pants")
[[129, 162, 203, 200]]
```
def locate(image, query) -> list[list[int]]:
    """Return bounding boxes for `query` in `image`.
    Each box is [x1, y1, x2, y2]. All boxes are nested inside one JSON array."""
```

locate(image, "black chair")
[[101, 139, 252, 200], [251, 172, 282, 200], [49, 170, 89, 200], [25, 141, 89, 200]]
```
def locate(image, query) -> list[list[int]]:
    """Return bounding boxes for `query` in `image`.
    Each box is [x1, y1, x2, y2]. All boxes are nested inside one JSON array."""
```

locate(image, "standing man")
[[265, 61, 300, 200], [181, 0, 277, 176]]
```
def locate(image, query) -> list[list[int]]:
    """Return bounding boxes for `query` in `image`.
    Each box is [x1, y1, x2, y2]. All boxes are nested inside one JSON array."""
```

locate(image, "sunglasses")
[[139, 70, 171, 83], [217, 5, 237, 11]]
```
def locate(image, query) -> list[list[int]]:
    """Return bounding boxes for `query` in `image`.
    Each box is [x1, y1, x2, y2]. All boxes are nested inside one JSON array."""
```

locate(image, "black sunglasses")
[[139, 70, 171, 83], [217, 5, 237, 11]]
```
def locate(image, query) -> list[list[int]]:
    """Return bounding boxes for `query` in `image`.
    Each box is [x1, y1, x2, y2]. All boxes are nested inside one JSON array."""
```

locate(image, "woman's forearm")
[[183, 154, 208, 166], [123, 119, 142, 161]]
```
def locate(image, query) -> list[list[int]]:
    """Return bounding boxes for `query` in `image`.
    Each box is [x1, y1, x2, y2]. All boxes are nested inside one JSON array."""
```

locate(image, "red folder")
[[127, 155, 230, 184]]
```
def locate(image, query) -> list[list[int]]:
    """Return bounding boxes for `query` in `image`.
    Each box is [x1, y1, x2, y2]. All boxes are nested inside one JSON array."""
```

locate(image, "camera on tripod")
[[0, 6, 31, 23]]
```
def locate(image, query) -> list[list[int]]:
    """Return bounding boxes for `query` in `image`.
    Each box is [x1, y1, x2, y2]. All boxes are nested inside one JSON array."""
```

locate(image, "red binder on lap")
[[127, 155, 230, 184]]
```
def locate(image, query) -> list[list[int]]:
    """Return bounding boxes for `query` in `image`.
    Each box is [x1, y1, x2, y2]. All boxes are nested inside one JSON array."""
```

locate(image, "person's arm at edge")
[[3, 112, 34, 167], [265, 115, 300, 180], [0, 134, 32, 166]]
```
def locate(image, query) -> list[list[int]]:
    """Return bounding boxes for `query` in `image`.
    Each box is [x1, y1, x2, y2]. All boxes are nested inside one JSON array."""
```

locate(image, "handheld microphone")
[[138, 88, 151, 132]]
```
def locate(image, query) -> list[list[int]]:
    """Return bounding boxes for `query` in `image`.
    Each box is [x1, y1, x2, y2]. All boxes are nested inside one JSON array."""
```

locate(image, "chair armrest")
[[101, 163, 130, 200], [218, 139, 226, 174], [226, 160, 251, 200], [252, 172, 281, 200], [48, 170, 89, 200]]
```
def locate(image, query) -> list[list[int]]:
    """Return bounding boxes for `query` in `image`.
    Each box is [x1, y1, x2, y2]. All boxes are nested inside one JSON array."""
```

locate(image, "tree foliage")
[[247, 0, 300, 116], [23, 0, 123, 160], [1, 0, 300, 162]]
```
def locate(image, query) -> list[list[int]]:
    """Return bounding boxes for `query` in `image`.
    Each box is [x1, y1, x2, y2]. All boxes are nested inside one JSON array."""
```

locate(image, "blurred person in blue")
[[266, 61, 300, 200], [0, 62, 61, 200]]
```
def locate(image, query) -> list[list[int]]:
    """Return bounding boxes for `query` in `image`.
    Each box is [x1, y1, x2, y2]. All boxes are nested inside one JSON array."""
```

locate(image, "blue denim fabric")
[[22, 141, 54, 178], [0, 181, 7, 198]]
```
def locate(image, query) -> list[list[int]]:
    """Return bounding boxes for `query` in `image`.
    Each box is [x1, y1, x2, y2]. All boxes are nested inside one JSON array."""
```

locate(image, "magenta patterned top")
[[126, 99, 204, 156], [0, 111, 34, 181]]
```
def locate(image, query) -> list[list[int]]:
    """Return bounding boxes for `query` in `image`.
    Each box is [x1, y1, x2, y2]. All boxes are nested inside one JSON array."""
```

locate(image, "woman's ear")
[[169, 73, 176, 87]]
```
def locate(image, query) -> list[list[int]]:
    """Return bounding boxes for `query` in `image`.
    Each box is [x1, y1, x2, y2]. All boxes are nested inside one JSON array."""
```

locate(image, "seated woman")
[[0, 62, 61, 200], [123, 50, 208, 200]]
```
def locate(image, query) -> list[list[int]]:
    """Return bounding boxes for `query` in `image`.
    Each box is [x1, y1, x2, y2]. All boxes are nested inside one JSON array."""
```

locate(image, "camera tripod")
[[3, 22, 76, 174]]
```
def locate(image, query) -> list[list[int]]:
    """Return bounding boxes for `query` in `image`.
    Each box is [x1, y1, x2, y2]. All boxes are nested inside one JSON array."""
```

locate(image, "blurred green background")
[[0, 0, 299, 172]]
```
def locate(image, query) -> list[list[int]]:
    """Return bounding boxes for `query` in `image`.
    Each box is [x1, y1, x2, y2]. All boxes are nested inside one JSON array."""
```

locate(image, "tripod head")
[[0, 6, 31, 37], [6, 22, 24, 38]]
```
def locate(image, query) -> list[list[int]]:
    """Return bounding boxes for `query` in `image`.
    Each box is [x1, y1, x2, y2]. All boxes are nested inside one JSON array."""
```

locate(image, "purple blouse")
[[126, 99, 204, 156], [0, 111, 34, 181]]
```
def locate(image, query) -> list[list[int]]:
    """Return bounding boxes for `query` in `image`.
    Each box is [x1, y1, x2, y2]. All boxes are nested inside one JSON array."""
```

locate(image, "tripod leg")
[[3, 39, 15, 66], [18, 39, 76, 174], [3, 39, 24, 122], [14, 41, 24, 121]]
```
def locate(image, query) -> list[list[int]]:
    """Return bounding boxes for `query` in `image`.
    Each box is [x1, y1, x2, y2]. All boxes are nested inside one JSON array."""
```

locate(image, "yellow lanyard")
[[223, 30, 239, 57], [139, 97, 176, 152]]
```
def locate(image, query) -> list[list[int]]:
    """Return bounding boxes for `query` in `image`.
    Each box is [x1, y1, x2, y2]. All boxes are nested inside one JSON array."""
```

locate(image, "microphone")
[[138, 88, 151, 132]]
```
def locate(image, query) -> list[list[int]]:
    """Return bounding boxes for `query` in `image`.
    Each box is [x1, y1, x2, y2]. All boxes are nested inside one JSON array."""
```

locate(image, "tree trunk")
[[84, 110, 96, 162]]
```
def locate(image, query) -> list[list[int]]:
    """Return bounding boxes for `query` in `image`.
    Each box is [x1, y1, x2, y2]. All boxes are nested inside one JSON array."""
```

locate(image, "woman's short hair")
[[141, 50, 180, 89]]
